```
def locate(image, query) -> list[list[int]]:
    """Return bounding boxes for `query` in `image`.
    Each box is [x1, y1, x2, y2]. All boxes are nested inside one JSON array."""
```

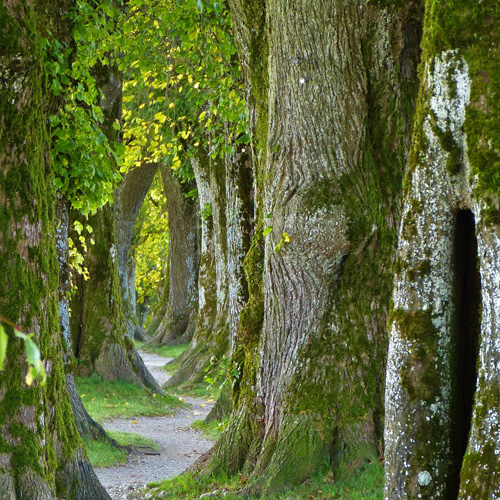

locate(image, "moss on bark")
[[0, 2, 109, 497]]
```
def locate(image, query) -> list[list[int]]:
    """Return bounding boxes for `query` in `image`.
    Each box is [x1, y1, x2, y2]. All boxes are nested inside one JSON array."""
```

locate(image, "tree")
[[0, 1, 109, 498], [115, 162, 159, 341], [151, 164, 199, 345], [70, 203, 162, 392], [384, 1, 500, 498], [201, 0, 423, 492]]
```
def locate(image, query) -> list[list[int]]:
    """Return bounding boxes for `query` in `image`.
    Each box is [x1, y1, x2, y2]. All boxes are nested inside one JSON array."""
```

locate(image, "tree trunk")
[[151, 165, 199, 344], [204, 0, 423, 492], [0, 2, 109, 498], [165, 153, 230, 387], [115, 162, 159, 341], [384, 2, 500, 498], [70, 205, 163, 394], [55, 199, 115, 444]]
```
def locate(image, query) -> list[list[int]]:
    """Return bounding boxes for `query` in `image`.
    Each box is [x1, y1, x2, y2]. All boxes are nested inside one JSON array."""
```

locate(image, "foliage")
[[0, 317, 46, 385], [134, 173, 169, 315], [204, 355, 241, 390], [42, 4, 123, 215], [75, 374, 185, 422], [118, 0, 248, 177], [136, 462, 384, 499]]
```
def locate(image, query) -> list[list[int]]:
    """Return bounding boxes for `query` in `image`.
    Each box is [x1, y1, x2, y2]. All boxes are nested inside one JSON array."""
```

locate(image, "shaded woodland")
[[1, 1, 500, 499]]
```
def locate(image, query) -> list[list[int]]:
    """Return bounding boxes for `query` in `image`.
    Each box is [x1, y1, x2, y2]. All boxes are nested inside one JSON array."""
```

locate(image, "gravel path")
[[94, 351, 214, 500]]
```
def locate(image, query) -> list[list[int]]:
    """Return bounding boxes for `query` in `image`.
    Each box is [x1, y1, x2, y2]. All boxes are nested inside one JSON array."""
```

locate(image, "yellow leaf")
[[200, 403, 205, 407], [179, 397, 184, 402], [25, 371, 33, 386], [283, 232, 290, 243], [169, 102, 175, 109], [131, 420, 138, 424]]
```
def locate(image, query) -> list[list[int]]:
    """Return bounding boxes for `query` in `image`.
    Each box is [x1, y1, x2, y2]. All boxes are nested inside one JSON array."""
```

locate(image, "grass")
[[191, 418, 228, 441], [85, 431, 161, 468], [173, 382, 219, 400], [76, 374, 185, 422], [163, 359, 182, 375], [139, 462, 384, 499], [139, 342, 190, 360]]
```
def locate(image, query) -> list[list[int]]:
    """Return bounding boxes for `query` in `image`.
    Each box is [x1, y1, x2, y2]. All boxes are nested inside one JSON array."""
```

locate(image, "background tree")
[[201, 0, 423, 492], [150, 164, 199, 344], [384, 1, 500, 498], [0, 1, 109, 497]]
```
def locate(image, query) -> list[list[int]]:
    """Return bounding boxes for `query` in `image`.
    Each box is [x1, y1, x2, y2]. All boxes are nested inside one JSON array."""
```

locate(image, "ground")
[[94, 352, 214, 500]]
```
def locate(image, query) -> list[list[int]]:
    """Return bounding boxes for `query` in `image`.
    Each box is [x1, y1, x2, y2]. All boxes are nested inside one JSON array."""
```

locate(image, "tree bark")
[[165, 153, 230, 387], [204, 0, 423, 492], [0, 2, 109, 498], [55, 198, 112, 443], [70, 205, 163, 394], [384, 2, 500, 498], [151, 165, 199, 344], [115, 162, 159, 341]]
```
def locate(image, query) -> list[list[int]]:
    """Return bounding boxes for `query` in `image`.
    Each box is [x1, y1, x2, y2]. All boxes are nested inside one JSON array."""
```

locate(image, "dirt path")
[[95, 351, 214, 500]]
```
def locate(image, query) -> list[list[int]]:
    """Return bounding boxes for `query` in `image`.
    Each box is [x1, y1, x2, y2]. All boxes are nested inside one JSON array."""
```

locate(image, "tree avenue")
[[1, 0, 500, 499]]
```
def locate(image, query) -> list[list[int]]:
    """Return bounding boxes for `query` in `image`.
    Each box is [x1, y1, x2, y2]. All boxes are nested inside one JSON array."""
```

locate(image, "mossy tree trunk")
[[69, 55, 162, 393], [151, 164, 199, 344], [0, 2, 109, 498], [384, 2, 500, 499], [55, 199, 111, 443], [70, 205, 162, 393], [203, 0, 423, 492], [115, 162, 159, 341], [165, 152, 230, 387]]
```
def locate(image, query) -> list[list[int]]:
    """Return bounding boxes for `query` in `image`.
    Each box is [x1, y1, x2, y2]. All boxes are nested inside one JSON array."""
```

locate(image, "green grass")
[[109, 430, 161, 451], [140, 462, 384, 499], [76, 374, 185, 422], [85, 431, 161, 468], [163, 359, 182, 375], [191, 419, 228, 441], [173, 382, 219, 400], [141, 342, 190, 359]]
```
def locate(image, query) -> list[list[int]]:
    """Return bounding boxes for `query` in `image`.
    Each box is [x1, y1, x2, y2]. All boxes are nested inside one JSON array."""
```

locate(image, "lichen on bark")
[[202, 0, 423, 493], [384, 2, 500, 498]]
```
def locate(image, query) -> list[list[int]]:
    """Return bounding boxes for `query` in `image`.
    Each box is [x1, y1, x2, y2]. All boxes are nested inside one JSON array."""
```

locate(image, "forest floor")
[[94, 351, 215, 500]]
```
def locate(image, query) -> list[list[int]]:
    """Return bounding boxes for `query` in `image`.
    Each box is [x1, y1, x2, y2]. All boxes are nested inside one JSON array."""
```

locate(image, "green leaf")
[[196, 0, 203, 13], [0, 324, 7, 371], [74, 220, 84, 235], [263, 226, 273, 237]]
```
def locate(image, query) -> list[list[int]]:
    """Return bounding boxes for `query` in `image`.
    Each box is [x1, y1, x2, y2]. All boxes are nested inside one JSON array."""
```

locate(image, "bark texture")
[[70, 205, 163, 394], [0, 2, 109, 498], [115, 162, 159, 341], [384, 2, 500, 499], [151, 165, 199, 344], [165, 153, 229, 387], [55, 199, 111, 443], [204, 0, 423, 492]]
